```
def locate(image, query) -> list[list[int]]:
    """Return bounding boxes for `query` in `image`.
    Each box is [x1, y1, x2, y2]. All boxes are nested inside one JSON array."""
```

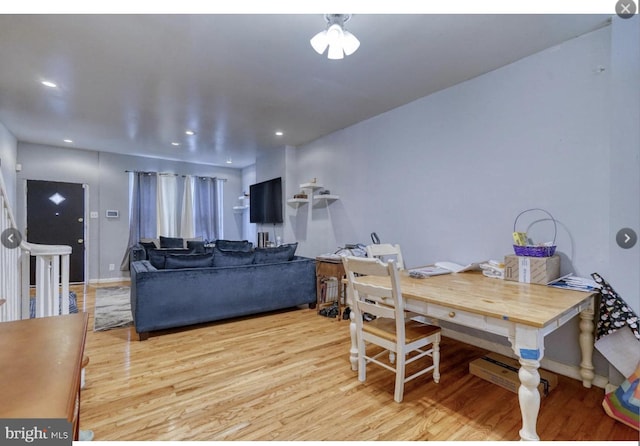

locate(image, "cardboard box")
[[504, 254, 560, 284], [469, 352, 558, 397]]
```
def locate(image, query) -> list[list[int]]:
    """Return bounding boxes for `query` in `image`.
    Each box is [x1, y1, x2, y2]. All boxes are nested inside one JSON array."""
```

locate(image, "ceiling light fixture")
[[310, 14, 360, 60], [171, 142, 181, 147], [41, 80, 57, 88], [63, 139, 73, 143], [275, 131, 284, 136], [185, 130, 196, 136]]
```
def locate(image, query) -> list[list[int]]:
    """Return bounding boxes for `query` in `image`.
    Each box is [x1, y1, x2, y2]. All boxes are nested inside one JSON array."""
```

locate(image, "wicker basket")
[[512, 208, 557, 257]]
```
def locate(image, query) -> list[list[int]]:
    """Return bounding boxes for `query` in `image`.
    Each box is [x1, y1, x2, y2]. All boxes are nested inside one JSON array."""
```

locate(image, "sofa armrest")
[[130, 244, 147, 262], [131, 259, 157, 273]]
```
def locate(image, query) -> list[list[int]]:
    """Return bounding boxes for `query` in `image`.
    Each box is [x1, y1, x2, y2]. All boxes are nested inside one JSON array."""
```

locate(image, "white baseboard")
[[442, 328, 609, 389], [88, 277, 131, 285]]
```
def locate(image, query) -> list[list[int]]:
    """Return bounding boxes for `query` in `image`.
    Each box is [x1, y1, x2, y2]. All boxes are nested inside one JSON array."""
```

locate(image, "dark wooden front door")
[[26, 180, 86, 284]]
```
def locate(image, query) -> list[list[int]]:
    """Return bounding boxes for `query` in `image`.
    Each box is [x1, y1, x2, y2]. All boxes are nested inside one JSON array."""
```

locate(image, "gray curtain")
[[120, 172, 157, 270], [194, 177, 224, 242]]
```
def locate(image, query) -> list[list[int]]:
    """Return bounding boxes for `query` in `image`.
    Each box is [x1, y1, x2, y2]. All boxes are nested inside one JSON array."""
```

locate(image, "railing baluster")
[[1, 169, 72, 322]]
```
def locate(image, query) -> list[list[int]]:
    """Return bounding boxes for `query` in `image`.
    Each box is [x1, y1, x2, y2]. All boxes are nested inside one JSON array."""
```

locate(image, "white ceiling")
[[0, 14, 610, 168]]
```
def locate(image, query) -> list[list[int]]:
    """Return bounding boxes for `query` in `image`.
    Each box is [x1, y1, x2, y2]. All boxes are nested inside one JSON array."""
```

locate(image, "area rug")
[[94, 286, 133, 331]]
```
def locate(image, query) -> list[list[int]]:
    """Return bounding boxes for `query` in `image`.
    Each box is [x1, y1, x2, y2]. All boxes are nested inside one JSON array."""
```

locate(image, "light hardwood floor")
[[77, 282, 638, 441]]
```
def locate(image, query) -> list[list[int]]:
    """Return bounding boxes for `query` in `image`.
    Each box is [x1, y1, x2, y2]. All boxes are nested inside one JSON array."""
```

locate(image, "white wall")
[[0, 121, 17, 207], [284, 25, 638, 374], [240, 164, 256, 244], [295, 27, 612, 272], [608, 16, 640, 313]]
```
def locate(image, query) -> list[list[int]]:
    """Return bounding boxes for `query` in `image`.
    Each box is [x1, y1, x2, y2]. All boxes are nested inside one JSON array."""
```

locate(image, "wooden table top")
[[0, 313, 88, 419], [356, 271, 595, 328]]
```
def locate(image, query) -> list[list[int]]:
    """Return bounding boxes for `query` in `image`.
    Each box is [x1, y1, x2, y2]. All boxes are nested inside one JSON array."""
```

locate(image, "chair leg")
[[358, 339, 367, 383], [432, 336, 441, 384], [394, 357, 406, 403]]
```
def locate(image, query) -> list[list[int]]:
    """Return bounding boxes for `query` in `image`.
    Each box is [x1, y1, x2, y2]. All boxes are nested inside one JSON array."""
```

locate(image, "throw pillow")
[[147, 248, 191, 269], [183, 236, 203, 249], [139, 241, 158, 258], [215, 239, 253, 252], [254, 243, 298, 264], [165, 253, 214, 269], [160, 236, 184, 248], [187, 240, 207, 253], [213, 247, 255, 267], [140, 238, 159, 248], [602, 361, 640, 431]]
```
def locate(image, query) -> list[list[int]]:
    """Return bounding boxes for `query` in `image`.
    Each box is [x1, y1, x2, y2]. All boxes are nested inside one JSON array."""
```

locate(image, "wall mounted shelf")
[[314, 194, 339, 201], [300, 182, 323, 190], [233, 194, 249, 212], [287, 198, 309, 207]]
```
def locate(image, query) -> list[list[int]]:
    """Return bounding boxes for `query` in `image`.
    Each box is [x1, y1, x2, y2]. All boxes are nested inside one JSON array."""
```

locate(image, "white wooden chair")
[[342, 256, 441, 403], [365, 243, 405, 270]]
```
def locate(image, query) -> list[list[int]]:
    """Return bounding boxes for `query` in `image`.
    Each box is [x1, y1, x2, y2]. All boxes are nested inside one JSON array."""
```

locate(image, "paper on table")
[[547, 274, 599, 292], [409, 266, 452, 278], [434, 261, 481, 273]]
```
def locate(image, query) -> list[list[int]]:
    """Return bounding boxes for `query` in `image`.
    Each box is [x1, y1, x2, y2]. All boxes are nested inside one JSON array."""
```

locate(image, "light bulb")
[[327, 44, 344, 60], [342, 31, 360, 56], [310, 30, 329, 54]]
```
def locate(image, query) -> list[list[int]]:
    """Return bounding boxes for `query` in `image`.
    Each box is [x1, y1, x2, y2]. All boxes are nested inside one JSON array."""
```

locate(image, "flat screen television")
[[249, 177, 283, 224]]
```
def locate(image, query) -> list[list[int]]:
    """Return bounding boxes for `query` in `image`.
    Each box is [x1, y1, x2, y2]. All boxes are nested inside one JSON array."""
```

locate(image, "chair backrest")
[[365, 243, 405, 270], [342, 256, 406, 338]]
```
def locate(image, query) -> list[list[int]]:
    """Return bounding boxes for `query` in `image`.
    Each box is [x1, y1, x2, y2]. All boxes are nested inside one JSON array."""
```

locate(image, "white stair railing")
[[0, 170, 21, 322], [0, 169, 71, 322], [21, 242, 71, 318]]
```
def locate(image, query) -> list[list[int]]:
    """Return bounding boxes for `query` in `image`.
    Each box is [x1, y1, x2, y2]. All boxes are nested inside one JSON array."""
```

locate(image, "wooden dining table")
[[345, 270, 596, 441]]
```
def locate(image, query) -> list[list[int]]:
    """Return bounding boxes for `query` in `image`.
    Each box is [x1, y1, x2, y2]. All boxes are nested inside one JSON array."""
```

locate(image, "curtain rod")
[[124, 170, 227, 181]]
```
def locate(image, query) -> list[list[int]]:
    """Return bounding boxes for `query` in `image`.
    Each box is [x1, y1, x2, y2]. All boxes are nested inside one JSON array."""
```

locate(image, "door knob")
[[78, 239, 84, 244], [78, 217, 84, 223]]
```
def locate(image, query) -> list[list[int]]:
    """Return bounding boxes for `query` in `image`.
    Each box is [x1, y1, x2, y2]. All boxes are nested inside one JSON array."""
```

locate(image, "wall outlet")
[[109, 263, 115, 271]]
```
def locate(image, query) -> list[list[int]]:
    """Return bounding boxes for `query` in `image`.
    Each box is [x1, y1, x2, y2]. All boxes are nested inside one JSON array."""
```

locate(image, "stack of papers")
[[409, 266, 452, 278], [409, 261, 481, 278], [547, 274, 600, 292]]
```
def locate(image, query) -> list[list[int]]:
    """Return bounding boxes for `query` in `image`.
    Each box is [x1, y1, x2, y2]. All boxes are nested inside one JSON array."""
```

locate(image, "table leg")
[[517, 357, 541, 441], [511, 326, 544, 441], [579, 304, 595, 388]]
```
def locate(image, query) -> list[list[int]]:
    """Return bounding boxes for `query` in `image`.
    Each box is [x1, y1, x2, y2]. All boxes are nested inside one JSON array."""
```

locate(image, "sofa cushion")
[[254, 243, 298, 264], [165, 252, 214, 269], [215, 239, 253, 252], [213, 247, 255, 267], [187, 240, 207, 253], [147, 248, 191, 269], [140, 238, 159, 248], [160, 236, 184, 248]]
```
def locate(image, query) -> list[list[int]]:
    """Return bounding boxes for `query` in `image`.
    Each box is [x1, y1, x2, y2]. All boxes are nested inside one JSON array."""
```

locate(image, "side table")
[[315, 256, 347, 318]]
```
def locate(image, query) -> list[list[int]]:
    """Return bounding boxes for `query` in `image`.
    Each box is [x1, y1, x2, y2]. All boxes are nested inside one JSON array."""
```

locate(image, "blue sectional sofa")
[[129, 242, 317, 340]]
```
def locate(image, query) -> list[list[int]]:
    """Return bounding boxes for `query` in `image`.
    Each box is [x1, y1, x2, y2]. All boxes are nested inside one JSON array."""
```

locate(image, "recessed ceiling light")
[[226, 158, 233, 164], [171, 142, 181, 146], [275, 131, 284, 136], [41, 80, 57, 88], [63, 139, 73, 143], [185, 130, 196, 136]]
